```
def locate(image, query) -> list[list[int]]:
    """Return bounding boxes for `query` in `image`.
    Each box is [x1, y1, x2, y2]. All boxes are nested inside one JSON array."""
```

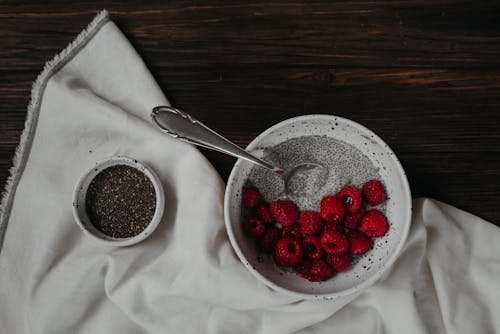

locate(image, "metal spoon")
[[151, 106, 328, 196]]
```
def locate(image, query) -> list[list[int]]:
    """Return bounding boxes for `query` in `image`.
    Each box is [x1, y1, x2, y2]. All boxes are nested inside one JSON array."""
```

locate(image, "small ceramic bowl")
[[72, 156, 165, 246], [224, 115, 412, 300]]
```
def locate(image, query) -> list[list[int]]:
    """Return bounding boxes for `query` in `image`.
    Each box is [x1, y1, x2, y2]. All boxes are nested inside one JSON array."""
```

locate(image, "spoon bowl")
[[283, 162, 328, 197]]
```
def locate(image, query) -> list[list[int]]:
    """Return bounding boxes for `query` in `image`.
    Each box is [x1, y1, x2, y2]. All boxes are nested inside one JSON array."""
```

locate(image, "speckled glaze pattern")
[[72, 156, 165, 247], [224, 115, 412, 300]]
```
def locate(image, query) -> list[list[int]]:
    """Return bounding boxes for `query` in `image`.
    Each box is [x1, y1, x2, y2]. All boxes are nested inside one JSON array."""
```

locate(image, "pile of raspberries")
[[241, 179, 389, 282]]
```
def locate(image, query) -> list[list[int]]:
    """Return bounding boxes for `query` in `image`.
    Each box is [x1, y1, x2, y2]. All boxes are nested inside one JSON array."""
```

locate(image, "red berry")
[[360, 209, 389, 237], [362, 179, 386, 206], [304, 260, 335, 282], [243, 217, 265, 238], [258, 226, 281, 253], [320, 230, 349, 255], [326, 254, 351, 272], [337, 186, 363, 213], [324, 221, 344, 234], [347, 230, 373, 255], [274, 237, 303, 267], [270, 200, 298, 227], [282, 224, 302, 241], [320, 196, 345, 223], [343, 208, 365, 229], [257, 203, 274, 224], [299, 211, 324, 235], [302, 236, 325, 261], [242, 188, 261, 208]]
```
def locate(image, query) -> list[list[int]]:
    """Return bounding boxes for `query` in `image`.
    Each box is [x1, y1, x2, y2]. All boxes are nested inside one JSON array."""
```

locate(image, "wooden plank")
[[1, 2, 500, 69], [2, 68, 499, 152]]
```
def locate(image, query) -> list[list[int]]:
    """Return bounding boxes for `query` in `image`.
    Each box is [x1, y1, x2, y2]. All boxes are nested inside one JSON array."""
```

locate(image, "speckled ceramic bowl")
[[72, 156, 165, 247], [224, 115, 412, 300]]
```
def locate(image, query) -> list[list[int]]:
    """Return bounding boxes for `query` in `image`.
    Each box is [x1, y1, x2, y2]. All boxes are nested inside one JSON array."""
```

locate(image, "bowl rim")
[[72, 156, 165, 247], [224, 114, 412, 299]]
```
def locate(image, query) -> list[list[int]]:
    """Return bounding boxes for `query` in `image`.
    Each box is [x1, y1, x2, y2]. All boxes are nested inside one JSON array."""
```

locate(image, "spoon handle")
[[151, 106, 282, 173]]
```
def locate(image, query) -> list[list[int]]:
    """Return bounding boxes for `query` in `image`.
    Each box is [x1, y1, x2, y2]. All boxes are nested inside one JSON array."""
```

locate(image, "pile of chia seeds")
[[247, 135, 381, 211], [85, 165, 156, 238]]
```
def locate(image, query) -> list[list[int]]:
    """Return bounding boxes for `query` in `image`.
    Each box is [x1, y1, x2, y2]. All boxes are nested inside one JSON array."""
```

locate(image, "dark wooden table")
[[1, 1, 499, 224]]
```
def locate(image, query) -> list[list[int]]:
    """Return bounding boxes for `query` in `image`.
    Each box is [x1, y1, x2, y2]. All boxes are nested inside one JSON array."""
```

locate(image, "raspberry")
[[274, 237, 303, 267], [343, 208, 365, 229], [242, 188, 261, 208], [302, 236, 325, 261], [360, 209, 389, 237], [258, 226, 281, 253], [347, 230, 373, 255], [320, 196, 345, 223], [337, 186, 362, 213], [257, 203, 274, 224], [299, 211, 324, 235], [242, 217, 265, 238], [362, 179, 386, 206], [326, 254, 351, 272], [270, 200, 298, 227], [324, 221, 344, 234], [320, 230, 349, 255], [282, 224, 302, 241], [304, 260, 334, 282]]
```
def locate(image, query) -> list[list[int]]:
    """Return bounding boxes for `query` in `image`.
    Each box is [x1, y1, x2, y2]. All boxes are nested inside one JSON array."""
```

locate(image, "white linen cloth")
[[1, 11, 499, 334]]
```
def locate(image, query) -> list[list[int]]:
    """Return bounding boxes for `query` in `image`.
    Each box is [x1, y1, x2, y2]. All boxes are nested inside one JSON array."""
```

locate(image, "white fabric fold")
[[1, 11, 499, 334]]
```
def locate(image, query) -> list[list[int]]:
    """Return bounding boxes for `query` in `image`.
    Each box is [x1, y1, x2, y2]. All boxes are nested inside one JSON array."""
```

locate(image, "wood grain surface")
[[1, 1, 499, 224]]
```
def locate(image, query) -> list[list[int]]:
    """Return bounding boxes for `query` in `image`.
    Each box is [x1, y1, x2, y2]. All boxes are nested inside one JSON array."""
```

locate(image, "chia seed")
[[85, 165, 156, 238]]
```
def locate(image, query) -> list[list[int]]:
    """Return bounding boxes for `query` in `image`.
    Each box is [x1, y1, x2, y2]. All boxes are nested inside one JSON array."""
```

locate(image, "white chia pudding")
[[247, 135, 384, 212]]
